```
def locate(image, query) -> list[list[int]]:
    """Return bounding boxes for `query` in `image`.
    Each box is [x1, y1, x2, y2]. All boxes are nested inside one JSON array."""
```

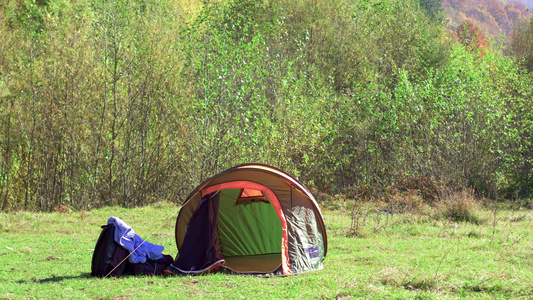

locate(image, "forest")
[[0, 0, 532, 211]]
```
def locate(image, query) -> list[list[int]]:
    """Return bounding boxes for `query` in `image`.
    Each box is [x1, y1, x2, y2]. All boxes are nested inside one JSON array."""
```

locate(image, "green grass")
[[1, 201, 532, 299]]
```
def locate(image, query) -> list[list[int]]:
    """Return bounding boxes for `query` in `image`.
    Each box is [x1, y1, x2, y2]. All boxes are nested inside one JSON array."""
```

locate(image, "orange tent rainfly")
[[165, 164, 327, 276]]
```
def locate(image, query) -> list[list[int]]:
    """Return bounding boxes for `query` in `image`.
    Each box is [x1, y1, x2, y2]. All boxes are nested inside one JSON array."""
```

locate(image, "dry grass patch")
[[435, 190, 482, 224], [378, 267, 437, 292]]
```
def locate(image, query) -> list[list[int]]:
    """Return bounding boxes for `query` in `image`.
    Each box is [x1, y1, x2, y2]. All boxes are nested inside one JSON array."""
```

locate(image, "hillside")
[[441, 0, 531, 51]]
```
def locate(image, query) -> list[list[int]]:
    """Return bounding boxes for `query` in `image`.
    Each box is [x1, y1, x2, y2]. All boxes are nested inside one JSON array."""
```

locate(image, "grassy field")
[[1, 199, 532, 299]]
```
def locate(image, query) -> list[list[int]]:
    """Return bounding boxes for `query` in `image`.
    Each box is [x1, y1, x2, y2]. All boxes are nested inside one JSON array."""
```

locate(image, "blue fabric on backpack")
[[108, 217, 164, 263]]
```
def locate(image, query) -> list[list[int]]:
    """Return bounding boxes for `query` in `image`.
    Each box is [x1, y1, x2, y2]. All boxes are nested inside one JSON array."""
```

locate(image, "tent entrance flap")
[[171, 191, 223, 274]]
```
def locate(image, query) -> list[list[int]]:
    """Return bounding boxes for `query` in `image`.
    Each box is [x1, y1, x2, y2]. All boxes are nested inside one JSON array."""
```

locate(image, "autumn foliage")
[[456, 20, 489, 56], [443, 0, 531, 51]]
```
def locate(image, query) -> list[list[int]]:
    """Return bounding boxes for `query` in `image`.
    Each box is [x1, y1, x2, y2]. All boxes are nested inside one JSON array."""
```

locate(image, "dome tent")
[[166, 164, 327, 276]]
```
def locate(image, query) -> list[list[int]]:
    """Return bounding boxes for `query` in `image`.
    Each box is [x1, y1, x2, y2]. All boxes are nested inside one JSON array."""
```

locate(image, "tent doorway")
[[217, 188, 282, 273]]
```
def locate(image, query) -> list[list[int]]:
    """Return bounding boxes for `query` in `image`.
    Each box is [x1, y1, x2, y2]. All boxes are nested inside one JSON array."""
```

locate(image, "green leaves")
[[1, 0, 532, 211]]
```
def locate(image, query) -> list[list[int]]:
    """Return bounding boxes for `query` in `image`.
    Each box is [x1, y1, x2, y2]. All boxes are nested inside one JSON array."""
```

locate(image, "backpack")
[[91, 224, 173, 277]]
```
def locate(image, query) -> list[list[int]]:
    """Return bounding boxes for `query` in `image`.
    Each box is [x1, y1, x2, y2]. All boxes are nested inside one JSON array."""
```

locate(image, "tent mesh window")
[[235, 188, 269, 205]]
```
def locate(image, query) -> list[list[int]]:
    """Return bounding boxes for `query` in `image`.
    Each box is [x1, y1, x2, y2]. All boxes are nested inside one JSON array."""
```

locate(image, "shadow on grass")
[[17, 273, 92, 284]]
